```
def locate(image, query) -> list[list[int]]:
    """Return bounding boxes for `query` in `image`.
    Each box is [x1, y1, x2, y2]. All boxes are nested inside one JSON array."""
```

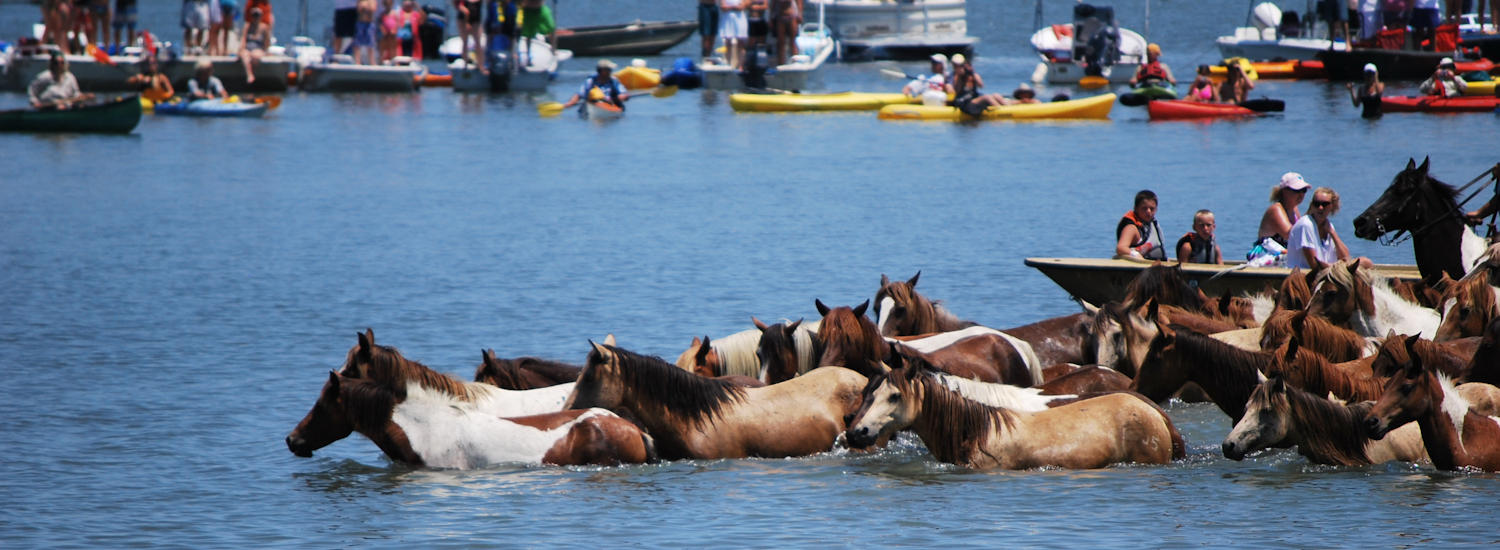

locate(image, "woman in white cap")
[[1419, 57, 1467, 98], [561, 59, 630, 112], [1250, 172, 1311, 263], [1345, 63, 1384, 118]]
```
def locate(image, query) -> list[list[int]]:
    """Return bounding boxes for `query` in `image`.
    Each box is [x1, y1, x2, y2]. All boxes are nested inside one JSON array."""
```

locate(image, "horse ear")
[[1078, 299, 1100, 315], [1406, 158, 1416, 170], [1158, 321, 1177, 344], [327, 370, 341, 389], [880, 273, 890, 287], [696, 336, 713, 362], [752, 316, 769, 331], [688, 335, 701, 349], [1402, 334, 1425, 370], [1418, 156, 1430, 175], [853, 300, 870, 319], [588, 339, 611, 359], [1284, 335, 1300, 360], [787, 319, 802, 333], [482, 349, 496, 365], [815, 299, 831, 316], [357, 329, 375, 361], [907, 271, 921, 288], [1269, 375, 1286, 394], [603, 334, 617, 347], [1290, 308, 1307, 331], [1146, 297, 1160, 321]]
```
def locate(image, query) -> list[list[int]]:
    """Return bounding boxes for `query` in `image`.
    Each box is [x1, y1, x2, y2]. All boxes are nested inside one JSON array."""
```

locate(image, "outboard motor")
[[1072, 4, 1120, 73], [740, 47, 770, 90], [420, 4, 448, 59]]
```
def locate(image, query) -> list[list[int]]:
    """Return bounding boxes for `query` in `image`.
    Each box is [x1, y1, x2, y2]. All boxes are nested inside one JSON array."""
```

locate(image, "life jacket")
[[580, 74, 625, 111], [1117, 211, 1165, 259], [1137, 61, 1170, 83], [1176, 232, 1220, 264]]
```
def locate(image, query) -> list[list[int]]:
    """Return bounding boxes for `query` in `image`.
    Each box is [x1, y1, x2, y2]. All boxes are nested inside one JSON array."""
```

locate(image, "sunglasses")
[[1311, 200, 1332, 208]]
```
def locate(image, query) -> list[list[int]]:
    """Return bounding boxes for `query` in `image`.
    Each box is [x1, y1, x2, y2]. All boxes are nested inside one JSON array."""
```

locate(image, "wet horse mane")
[[355, 342, 481, 400], [1271, 339, 1384, 402], [1259, 310, 1371, 361], [475, 352, 580, 389], [594, 345, 747, 428], [1159, 326, 1270, 420], [817, 301, 886, 376], [884, 368, 1017, 465], [876, 274, 976, 334], [1124, 263, 1207, 312], [1275, 268, 1313, 312], [1265, 378, 1378, 465]]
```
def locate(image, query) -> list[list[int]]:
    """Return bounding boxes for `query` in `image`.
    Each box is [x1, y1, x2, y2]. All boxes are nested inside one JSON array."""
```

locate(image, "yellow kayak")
[[730, 92, 918, 112], [878, 93, 1117, 121], [1462, 76, 1499, 97], [1206, 57, 1261, 81]]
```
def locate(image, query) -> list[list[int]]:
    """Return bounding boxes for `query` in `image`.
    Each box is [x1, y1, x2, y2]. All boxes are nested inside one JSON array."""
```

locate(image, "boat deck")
[[1024, 257, 1423, 305]]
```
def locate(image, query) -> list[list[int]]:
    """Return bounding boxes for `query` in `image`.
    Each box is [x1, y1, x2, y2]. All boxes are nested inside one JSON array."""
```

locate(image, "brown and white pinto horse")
[[873, 272, 976, 337], [1222, 376, 1428, 466], [563, 342, 869, 460], [1366, 336, 1500, 471], [1307, 261, 1441, 338], [874, 271, 1085, 369], [890, 328, 1043, 386], [1436, 273, 1500, 342], [1001, 311, 1097, 366], [286, 372, 655, 468], [337, 329, 574, 417], [845, 365, 1184, 469], [473, 349, 581, 390]]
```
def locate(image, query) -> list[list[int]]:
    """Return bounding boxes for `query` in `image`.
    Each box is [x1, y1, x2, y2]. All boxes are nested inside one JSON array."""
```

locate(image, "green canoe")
[[0, 95, 143, 134]]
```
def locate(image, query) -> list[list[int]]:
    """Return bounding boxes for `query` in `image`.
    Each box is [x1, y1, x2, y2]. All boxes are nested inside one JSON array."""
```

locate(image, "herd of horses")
[[286, 158, 1500, 472]]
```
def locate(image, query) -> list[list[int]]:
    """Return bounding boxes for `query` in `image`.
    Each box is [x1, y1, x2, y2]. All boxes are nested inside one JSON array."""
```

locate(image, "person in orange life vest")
[[1176, 210, 1223, 264], [1129, 43, 1175, 87], [1116, 189, 1167, 261]]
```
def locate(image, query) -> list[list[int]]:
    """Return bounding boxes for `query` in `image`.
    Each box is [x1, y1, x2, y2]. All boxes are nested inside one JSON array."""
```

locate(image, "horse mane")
[[1275, 269, 1312, 311], [1443, 274, 1499, 317], [1278, 381, 1375, 464], [710, 328, 764, 378], [1260, 310, 1369, 360], [475, 355, 581, 388], [512, 357, 583, 384], [1272, 340, 1384, 401], [930, 371, 1067, 412], [362, 344, 480, 400], [899, 370, 1016, 465], [1124, 263, 1207, 313], [597, 345, 746, 427], [1169, 326, 1269, 417], [877, 279, 976, 334], [820, 306, 885, 372], [1374, 334, 1468, 379], [794, 319, 822, 374], [1160, 304, 1239, 335]]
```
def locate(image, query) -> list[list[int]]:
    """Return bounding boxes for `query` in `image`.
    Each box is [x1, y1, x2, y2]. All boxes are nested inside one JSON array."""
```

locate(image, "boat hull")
[[554, 21, 697, 56], [0, 95, 142, 133], [1214, 36, 1345, 62], [730, 91, 914, 112], [878, 93, 1115, 120], [1380, 95, 1500, 113], [585, 101, 624, 120], [702, 34, 835, 90], [300, 63, 421, 92], [1315, 49, 1492, 80], [162, 55, 293, 92], [1147, 99, 1257, 120], [809, 0, 977, 60], [1024, 257, 1423, 305], [152, 98, 269, 117]]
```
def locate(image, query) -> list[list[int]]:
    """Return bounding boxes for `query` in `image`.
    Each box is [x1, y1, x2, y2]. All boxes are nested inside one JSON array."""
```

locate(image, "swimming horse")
[[752, 317, 823, 385], [644, 334, 765, 387], [674, 318, 820, 381], [337, 329, 574, 417], [564, 341, 869, 460], [1352, 157, 1490, 285], [844, 361, 1184, 470], [871, 274, 1043, 383], [286, 372, 654, 468], [1435, 272, 1500, 341], [1307, 260, 1441, 339], [1222, 375, 1429, 466], [1366, 336, 1500, 471]]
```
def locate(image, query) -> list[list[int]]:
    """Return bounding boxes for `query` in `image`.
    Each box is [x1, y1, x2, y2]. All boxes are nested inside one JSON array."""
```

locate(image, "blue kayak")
[[153, 99, 269, 118]]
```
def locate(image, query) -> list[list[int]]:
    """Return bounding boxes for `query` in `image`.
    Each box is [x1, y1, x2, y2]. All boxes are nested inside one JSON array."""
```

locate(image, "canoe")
[[731, 92, 916, 112], [1147, 99, 1256, 120], [0, 95, 142, 133], [554, 20, 697, 56], [152, 98, 269, 118], [1379, 95, 1500, 113], [1024, 257, 1423, 305], [878, 93, 1116, 120], [586, 100, 624, 120]]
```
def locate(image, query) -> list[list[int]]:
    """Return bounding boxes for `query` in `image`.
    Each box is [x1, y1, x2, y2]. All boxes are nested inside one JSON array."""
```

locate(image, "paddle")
[[1239, 98, 1285, 113], [1208, 263, 1255, 282], [537, 85, 675, 117], [880, 68, 923, 80]]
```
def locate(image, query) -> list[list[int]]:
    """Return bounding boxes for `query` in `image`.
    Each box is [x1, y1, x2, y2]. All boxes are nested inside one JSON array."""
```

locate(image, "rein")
[[1377, 164, 1499, 247]]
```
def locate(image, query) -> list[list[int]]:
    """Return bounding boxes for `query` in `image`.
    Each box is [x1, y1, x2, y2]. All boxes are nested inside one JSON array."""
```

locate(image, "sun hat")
[[1279, 172, 1310, 191], [1440, 57, 1454, 66], [930, 53, 947, 64], [597, 59, 617, 70], [951, 53, 966, 65], [1363, 63, 1377, 74]]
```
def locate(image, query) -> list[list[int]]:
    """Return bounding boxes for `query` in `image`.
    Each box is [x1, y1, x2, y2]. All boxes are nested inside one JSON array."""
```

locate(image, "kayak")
[[1147, 99, 1257, 120], [1461, 77, 1498, 97], [731, 92, 916, 112], [1209, 57, 1260, 80], [585, 100, 624, 120], [1209, 59, 1319, 79], [877, 93, 1116, 121], [1132, 83, 1178, 100], [1379, 95, 1500, 113], [153, 98, 269, 118], [0, 95, 142, 133], [615, 66, 662, 90]]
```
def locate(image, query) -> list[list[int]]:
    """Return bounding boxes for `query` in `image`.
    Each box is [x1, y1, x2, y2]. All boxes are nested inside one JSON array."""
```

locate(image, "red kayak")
[[1380, 95, 1500, 113], [1147, 99, 1257, 121]]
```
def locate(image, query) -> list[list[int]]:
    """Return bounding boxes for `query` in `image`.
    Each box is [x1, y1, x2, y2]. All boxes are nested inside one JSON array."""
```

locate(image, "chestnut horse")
[[474, 349, 581, 390], [1436, 273, 1500, 342], [1130, 323, 1271, 422], [890, 327, 1043, 386], [1258, 309, 1375, 362], [814, 299, 889, 379], [337, 330, 573, 417], [1222, 376, 1428, 466], [1366, 336, 1500, 471], [845, 365, 1184, 469], [286, 372, 655, 468], [1001, 311, 1097, 366], [1308, 261, 1441, 339], [1268, 337, 1385, 402], [563, 342, 869, 460]]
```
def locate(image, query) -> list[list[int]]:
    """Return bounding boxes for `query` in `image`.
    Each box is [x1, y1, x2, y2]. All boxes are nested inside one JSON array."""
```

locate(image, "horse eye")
[[888, 393, 901, 403]]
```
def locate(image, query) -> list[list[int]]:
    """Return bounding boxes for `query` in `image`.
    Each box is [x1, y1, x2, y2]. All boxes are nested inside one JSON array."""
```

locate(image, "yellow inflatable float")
[[615, 59, 661, 90]]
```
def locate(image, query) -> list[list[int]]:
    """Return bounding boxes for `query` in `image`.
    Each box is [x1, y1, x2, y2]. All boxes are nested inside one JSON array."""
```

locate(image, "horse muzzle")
[[286, 435, 314, 457], [1361, 415, 1389, 440], [1352, 215, 1383, 241], [845, 426, 877, 449], [1221, 440, 1246, 461]]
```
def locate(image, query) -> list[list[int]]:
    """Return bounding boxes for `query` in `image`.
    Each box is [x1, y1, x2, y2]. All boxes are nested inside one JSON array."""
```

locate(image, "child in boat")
[[1116, 189, 1167, 261], [1176, 210, 1223, 264]]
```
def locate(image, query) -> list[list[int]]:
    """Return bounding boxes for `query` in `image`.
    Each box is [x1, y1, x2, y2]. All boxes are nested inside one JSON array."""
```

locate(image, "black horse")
[[1352, 157, 1475, 285]]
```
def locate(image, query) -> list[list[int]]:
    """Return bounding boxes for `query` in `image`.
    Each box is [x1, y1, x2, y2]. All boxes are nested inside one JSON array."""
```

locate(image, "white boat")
[[300, 57, 423, 92], [1029, 4, 1145, 85], [585, 100, 624, 120], [807, 0, 977, 60], [4, 47, 144, 92], [701, 23, 836, 90], [445, 36, 570, 93], [1214, 2, 1346, 61], [162, 54, 295, 92]]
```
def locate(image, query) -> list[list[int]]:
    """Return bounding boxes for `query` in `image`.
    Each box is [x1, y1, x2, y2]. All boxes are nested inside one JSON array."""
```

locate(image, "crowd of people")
[[899, 53, 1051, 113], [698, 0, 805, 69], [1112, 172, 1371, 272]]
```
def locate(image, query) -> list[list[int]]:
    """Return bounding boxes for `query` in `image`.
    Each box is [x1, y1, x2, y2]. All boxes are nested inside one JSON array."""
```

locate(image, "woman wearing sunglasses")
[[1286, 185, 1355, 270]]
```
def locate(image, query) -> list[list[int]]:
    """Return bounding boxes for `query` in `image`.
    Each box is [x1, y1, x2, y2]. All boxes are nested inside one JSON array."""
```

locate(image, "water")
[[4, 0, 1500, 547]]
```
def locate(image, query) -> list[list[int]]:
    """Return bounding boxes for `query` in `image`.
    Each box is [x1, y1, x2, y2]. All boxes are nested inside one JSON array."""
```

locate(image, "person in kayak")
[[561, 59, 630, 112], [29, 52, 94, 110], [1008, 83, 1039, 104], [186, 58, 228, 100], [946, 54, 1006, 115], [1418, 57, 1467, 98], [902, 54, 948, 107], [1129, 43, 1175, 87], [1286, 186, 1362, 270], [1345, 63, 1384, 118], [1176, 210, 1223, 264], [1185, 65, 1218, 103], [125, 54, 174, 100], [1219, 62, 1254, 104], [1115, 189, 1167, 261]]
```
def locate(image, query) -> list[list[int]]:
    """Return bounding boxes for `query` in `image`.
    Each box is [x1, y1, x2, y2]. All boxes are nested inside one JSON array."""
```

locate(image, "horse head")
[[286, 371, 414, 463], [337, 328, 380, 379], [754, 316, 802, 385], [1124, 262, 1208, 313], [1308, 260, 1377, 323], [566, 340, 627, 411], [1222, 376, 1293, 460], [845, 363, 924, 448], [1093, 299, 1161, 377], [874, 271, 926, 336], [1436, 273, 1499, 341], [815, 299, 884, 378], [1364, 335, 1439, 439], [1274, 268, 1313, 312], [1128, 316, 1183, 403]]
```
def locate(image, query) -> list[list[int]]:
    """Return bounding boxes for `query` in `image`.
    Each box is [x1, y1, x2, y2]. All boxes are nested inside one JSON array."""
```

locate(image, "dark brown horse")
[[1436, 273, 1500, 341], [1123, 262, 1210, 313], [1464, 317, 1500, 386], [889, 327, 1043, 386], [1130, 323, 1272, 422], [1222, 376, 1427, 465], [753, 317, 821, 385], [1258, 309, 1374, 362], [286, 372, 655, 468], [1353, 157, 1487, 285], [473, 349, 581, 390], [1366, 336, 1500, 471], [814, 299, 888, 379]]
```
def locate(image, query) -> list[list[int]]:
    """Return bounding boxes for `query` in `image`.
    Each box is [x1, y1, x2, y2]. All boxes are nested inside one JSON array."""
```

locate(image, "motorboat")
[[1030, 3, 1146, 85], [447, 36, 571, 93], [1215, 2, 1346, 61], [554, 20, 697, 56], [300, 57, 423, 92], [701, 23, 835, 91], [806, 0, 977, 60]]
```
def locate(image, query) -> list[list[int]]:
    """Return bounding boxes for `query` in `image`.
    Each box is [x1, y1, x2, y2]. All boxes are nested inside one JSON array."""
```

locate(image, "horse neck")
[[1174, 333, 1267, 421], [1412, 218, 1470, 283], [933, 372, 1062, 413], [925, 302, 976, 334], [1354, 279, 1439, 339], [1283, 389, 1375, 464], [1412, 374, 1477, 470], [910, 380, 1009, 466]]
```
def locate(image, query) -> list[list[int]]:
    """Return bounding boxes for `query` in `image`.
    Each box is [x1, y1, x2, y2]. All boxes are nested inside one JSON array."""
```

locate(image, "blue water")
[[5, 0, 1500, 547]]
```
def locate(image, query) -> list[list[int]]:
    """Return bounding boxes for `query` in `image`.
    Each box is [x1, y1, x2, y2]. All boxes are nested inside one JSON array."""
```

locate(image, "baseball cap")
[[930, 53, 947, 64], [1440, 57, 1454, 66], [597, 59, 617, 70], [1279, 172, 1310, 191], [1363, 63, 1377, 73]]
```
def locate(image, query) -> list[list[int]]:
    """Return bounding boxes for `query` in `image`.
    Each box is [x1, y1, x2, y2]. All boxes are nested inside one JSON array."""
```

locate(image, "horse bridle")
[[1376, 164, 1500, 247]]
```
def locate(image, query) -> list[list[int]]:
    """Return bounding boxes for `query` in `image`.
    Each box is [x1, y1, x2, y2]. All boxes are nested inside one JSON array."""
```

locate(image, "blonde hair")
[[1312, 187, 1341, 215]]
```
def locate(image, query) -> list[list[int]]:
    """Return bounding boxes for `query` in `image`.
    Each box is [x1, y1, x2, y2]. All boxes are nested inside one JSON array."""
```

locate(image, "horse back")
[[1012, 392, 1183, 467], [1033, 366, 1131, 395], [542, 410, 655, 466], [1001, 312, 1093, 366]]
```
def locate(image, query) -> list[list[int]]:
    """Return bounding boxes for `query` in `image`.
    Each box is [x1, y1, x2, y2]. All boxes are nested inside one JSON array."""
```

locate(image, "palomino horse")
[[671, 335, 768, 387], [753, 317, 822, 385], [814, 299, 888, 379], [1258, 309, 1376, 362], [286, 372, 655, 468], [1307, 260, 1441, 339], [563, 342, 869, 460], [474, 349, 581, 390], [1222, 376, 1427, 466], [1366, 336, 1500, 471], [885, 356, 1077, 412], [337, 330, 573, 417], [676, 319, 821, 380], [1352, 157, 1489, 285], [1436, 273, 1500, 341], [844, 365, 1184, 469], [1130, 323, 1271, 422]]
